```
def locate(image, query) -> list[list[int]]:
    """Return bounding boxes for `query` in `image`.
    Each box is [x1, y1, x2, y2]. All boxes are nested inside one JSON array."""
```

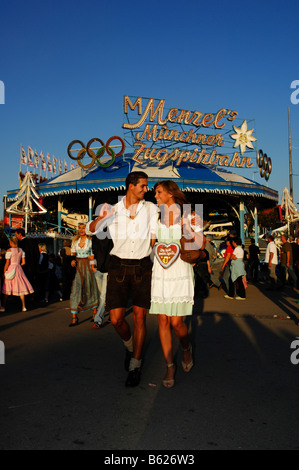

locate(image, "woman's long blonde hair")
[[10, 235, 19, 252]]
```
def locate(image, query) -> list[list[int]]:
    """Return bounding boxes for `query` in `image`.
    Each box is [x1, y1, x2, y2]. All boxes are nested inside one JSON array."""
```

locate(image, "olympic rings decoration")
[[256, 149, 272, 181], [67, 136, 125, 169]]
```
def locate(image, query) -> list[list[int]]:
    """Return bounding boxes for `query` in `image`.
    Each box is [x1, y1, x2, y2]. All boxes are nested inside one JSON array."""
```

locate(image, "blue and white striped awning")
[[6, 154, 278, 202]]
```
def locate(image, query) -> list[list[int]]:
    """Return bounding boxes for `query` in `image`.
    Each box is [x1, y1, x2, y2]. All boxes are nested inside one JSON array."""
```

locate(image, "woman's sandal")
[[182, 345, 193, 373], [69, 316, 79, 327], [162, 363, 175, 388]]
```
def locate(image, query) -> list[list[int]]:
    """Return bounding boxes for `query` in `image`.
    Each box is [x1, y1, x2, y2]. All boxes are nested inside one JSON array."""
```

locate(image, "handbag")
[[5, 267, 16, 280], [92, 228, 113, 273], [180, 234, 206, 264]]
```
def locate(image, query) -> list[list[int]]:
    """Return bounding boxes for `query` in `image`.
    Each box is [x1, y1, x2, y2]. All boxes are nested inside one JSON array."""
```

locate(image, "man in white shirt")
[[265, 235, 278, 287], [86, 171, 159, 387]]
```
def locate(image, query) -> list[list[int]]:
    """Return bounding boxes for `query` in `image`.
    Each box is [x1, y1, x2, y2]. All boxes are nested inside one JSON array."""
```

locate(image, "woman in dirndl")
[[2, 235, 34, 312], [149, 180, 204, 388], [69, 223, 100, 327]]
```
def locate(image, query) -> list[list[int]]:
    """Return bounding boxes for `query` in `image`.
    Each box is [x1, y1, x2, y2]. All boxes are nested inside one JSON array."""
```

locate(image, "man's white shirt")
[[233, 245, 244, 259], [86, 197, 159, 260], [265, 241, 278, 264]]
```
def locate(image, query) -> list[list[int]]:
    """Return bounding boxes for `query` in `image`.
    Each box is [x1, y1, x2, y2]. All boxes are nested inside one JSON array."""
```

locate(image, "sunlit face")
[[130, 178, 148, 201], [154, 185, 173, 206], [78, 224, 86, 236]]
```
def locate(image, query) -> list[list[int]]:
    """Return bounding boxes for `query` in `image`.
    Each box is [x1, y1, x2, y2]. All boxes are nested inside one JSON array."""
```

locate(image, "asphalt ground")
[[0, 281, 299, 451]]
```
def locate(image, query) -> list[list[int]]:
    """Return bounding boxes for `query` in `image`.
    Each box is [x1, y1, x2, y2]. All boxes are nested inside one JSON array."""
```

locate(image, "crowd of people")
[[0, 171, 298, 389]]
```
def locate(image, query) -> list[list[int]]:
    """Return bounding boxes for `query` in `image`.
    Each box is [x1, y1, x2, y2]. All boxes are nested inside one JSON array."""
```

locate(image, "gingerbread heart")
[[154, 243, 180, 269]]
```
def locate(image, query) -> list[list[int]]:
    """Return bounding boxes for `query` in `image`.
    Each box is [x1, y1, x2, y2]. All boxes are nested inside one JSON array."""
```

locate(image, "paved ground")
[[0, 281, 299, 451]]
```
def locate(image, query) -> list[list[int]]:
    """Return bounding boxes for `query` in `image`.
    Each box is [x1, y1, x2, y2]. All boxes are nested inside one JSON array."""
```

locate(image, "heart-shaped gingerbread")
[[154, 243, 180, 269]]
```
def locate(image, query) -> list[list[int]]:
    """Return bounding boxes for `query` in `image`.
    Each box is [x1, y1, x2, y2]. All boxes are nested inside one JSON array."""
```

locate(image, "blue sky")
[[0, 0, 299, 218]]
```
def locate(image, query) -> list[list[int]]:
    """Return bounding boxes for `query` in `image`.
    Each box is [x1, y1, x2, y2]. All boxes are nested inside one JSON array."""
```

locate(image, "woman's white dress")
[[149, 222, 195, 317]]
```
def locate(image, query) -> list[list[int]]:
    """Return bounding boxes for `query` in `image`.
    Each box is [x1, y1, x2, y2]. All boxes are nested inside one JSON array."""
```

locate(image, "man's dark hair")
[[233, 237, 242, 246], [15, 228, 25, 237], [125, 171, 148, 192]]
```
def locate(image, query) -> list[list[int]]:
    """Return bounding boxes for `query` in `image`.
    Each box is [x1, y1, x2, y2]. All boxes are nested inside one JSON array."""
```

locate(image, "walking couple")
[[87, 171, 204, 388]]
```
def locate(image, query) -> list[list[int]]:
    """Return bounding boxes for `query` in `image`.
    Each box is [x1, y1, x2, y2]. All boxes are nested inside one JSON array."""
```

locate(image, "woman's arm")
[[88, 254, 97, 273], [221, 252, 231, 271], [3, 249, 11, 273], [151, 234, 157, 248], [3, 259, 10, 273], [181, 217, 205, 249]]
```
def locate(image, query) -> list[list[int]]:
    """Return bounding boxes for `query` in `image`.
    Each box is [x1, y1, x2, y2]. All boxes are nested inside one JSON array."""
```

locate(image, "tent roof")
[[6, 154, 278, 202]]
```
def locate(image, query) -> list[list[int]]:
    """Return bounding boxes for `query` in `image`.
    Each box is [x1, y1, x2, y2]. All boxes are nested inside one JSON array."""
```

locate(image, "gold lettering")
[[227, 110, 238, 121], [144, 147, 157, 160], [124, 95, 142, 115], [158, 148, 180, 166], [161, 126, 172, 140], [184, 129, 199, 144], [176, 150, 191, 166], [189, 149, 199, 162], [211, 154, 221, 165], [215, 134, 225, 146], [202, 113, 214, 127], [167, 108, 180, 122], [246, 157, 253, 168], [176, 109, 192, 124], [205, 135, 217, 145], [169, 149, 181, 163], [214, 108, 227, 129], [136, 124, 159, 142], [229, 152, 241, 167], [219, 155, 230, 166], [196, 134, 207, 144], [179, 131, 189, 142], [191, 111, 205, 126], [196, 149, 209, 164], [132, 142, 251, 170], [132, 142, 147, 163], [201, 151, 212, 164], [123, 98, 167, 129], [157, 125, 169, 141], [168, 129, 180, 141], [124, 97, 235, 133], [205, 150, 217, 165], [155, 149, 169, 162]]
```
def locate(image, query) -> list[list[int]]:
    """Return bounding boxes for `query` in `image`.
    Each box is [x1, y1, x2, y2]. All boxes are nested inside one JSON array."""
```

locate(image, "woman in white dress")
[[149, 181, 203, 388]]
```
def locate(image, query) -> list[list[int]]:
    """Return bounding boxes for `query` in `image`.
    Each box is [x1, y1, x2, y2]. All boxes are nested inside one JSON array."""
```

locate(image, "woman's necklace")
[[78, 236, 86, 249]]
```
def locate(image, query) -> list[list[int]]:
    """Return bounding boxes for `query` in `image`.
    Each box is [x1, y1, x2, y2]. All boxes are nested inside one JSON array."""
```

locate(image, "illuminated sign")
[[123, 95, 256, 169]]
